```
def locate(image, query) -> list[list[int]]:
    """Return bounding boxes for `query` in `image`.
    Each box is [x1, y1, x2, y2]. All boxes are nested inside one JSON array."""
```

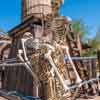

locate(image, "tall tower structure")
[[22, 0, 52, 21], [52, 0, 64, 16], [5, 0, 67, 99]]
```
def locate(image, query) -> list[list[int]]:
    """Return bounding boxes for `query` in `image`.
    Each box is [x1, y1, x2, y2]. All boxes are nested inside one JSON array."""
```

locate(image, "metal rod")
[[0, 56, 97, 64], [64, 46, 82, 85], [21, 39, 28, 61], [65, 56, 97, 60], [45, 50, 69, 91], [0, 58, 18, 63], [55, 43, 82, 84], [18, 53, 39, 82], [69, 77, 100, 90], [0, 40, 11, 44], [0, 63, 25, 67]]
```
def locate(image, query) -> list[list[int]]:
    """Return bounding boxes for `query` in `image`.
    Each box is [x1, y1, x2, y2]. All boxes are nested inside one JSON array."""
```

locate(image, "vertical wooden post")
[[91, 59, 96, 78], [97, 50, 100, 77]]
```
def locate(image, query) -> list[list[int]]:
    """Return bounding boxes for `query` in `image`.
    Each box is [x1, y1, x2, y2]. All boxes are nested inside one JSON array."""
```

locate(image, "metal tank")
[[22, 0, 52, 20]]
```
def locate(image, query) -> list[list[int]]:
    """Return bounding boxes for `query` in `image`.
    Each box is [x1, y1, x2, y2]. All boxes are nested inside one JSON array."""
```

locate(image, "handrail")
[[68, 77, 100, 91], [0, 63, 25, 67], [65, 56, 97, 60], [0, 56, 97, 63]]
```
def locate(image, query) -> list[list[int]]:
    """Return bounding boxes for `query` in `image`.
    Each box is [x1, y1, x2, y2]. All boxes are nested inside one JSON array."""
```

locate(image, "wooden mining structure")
[[2, 0, 67, 98], [0, 0, 99, 100]]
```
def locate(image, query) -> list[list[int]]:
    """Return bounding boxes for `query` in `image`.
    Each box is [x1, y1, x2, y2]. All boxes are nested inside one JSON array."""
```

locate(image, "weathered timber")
[[97, 50, 100, 76], [4, 17, 41, 96], [22, 0, 52, 21], [66, 32, 89, 80]]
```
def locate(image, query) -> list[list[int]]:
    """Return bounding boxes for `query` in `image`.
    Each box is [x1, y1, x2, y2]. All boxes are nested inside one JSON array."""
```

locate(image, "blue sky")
[[0, 0, 100, 38], [60, 0, 100, 38]]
